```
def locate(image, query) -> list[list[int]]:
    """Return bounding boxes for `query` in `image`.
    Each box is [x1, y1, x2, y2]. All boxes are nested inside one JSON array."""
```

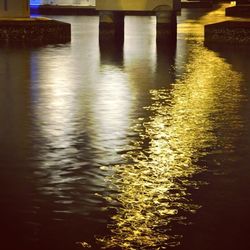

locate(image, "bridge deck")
[[96, 0, 179, 11]]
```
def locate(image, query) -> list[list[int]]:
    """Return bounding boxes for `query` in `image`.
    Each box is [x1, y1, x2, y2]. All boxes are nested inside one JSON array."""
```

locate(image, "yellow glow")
[[98, 45, 243, 249], [177, 4, 247, 41]]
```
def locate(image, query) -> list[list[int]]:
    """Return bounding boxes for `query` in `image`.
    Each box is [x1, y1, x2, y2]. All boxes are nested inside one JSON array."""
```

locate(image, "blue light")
[[30, 0, 42, 6]]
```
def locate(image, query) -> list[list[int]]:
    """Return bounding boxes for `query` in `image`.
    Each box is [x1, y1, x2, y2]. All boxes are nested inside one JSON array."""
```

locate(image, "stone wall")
[[205, 21, 250, 45], [0, 19, 71, 45]]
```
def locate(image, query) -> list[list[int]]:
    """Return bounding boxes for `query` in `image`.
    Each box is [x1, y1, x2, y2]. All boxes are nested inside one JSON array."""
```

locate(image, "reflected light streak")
[[36, 60, 77, 151], [32, 44, 133, 201], [124, 16, 157, 88], [98, 45, 243, 249], [91, 65, 133, 156], [31, 36, 100, 193], [33, 55, 81, 193]]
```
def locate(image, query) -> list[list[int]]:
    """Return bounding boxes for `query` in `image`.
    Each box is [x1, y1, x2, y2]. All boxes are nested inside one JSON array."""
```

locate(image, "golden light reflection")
[[97, 45, 243, 249], [177, 3, 247, 42]]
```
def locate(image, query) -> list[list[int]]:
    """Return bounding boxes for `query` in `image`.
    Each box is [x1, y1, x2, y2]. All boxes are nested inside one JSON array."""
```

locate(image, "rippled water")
[[0, 4, 250, 250], [96, 44, 245, 249]]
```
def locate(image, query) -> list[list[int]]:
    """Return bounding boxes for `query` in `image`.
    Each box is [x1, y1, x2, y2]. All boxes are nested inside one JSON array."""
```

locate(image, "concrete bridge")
[[0, 0, 71, 44], [96, 0, 181, 42], [0, 0, 180, 42]]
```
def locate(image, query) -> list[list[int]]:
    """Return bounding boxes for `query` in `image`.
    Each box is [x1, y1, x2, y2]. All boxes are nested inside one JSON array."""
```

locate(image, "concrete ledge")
[[205, 21, 250, 45], [0, 18, 71, 45], [30, 2, 213, 17], [31, 6, 156, 16], [226, 5, 250, 17]]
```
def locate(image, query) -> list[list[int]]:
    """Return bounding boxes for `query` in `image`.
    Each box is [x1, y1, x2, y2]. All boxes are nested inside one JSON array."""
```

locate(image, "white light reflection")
[[124, 16, 157, 89], [37, 64, 77, 149], [31, 41, 100, 196], [32, 54, 84, 195], [90, 64, 133, 161], [31, 41, 134, 198]]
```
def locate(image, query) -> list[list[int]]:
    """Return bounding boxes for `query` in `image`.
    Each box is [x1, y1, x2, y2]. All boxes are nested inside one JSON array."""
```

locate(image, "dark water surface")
[[1, 4, 250, 250]]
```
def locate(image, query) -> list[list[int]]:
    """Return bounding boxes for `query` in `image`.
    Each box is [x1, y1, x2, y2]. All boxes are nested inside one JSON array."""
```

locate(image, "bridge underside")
[[96, 0, 177, 11], [97, 0, 179, 42]]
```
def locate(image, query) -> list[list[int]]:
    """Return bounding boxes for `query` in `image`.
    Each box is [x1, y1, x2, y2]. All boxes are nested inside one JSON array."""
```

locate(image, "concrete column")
[[99, 11, 124, 41], [156, 11, 177, 42], [0, 0, 30, 18]]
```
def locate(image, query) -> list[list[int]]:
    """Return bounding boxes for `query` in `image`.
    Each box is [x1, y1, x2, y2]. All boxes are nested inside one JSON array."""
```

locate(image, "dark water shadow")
[[205, 43, 250, 77], [179, 3, 224, 22], [99, 37, 124, 67], [155, 40, 177, 87]]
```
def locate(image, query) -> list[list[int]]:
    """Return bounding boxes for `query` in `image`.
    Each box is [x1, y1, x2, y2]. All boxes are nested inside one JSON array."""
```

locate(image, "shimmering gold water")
[[0, 4, 248, 250], [98, 44, 243, 249]]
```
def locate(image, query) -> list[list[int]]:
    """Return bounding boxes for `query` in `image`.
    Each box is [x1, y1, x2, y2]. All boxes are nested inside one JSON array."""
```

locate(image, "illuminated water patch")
[[95, 44, 243, 249]]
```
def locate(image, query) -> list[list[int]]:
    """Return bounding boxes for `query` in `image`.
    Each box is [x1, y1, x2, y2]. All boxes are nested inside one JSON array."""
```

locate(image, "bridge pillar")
[[99, 11, 124, 41], [156, 11, 177, 42], [0, 0, 30, 18]]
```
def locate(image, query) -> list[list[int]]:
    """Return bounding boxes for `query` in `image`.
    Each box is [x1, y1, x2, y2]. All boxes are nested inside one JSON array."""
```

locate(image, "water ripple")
[[97, 44, 243, 249]]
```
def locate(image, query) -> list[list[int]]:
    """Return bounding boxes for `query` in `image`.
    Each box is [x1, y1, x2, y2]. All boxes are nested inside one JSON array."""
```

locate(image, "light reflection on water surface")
[[0, 4, 249, 250], [97, 44, 243, 249]]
